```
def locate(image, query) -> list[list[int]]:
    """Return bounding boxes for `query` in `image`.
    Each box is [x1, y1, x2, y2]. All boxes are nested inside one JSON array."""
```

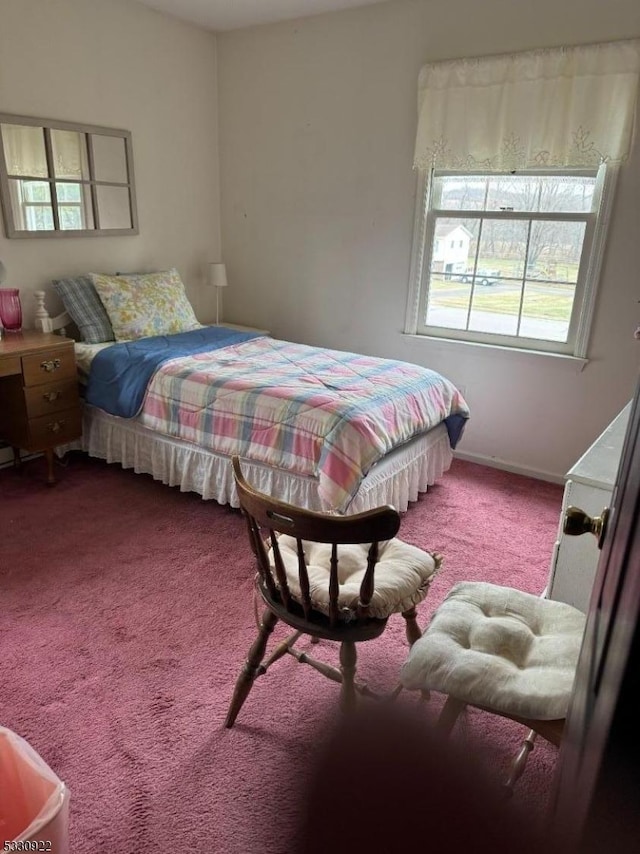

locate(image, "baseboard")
[[453, 449, 564, 485], [0, 446, 41, 469]]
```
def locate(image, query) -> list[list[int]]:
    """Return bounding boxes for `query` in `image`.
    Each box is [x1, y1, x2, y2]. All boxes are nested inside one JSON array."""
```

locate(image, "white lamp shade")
[[0, 260, 6, 285], [208, 262, 228, 289]]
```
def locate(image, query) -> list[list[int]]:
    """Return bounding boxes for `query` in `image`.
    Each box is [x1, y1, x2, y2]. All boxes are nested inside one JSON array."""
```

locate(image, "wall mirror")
[[0, 113, 138, 238]]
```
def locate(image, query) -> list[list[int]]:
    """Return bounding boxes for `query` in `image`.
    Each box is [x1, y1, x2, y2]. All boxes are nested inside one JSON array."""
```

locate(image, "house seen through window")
[[416, 169, 604, 354]]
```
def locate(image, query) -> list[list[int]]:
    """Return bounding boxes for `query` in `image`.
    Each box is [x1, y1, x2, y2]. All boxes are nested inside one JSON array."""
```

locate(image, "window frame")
[[405, 165, 619, 359]]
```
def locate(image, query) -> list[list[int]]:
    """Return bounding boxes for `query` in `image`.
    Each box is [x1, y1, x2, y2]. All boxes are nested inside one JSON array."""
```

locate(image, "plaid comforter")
[[139, 336, 469, 512]]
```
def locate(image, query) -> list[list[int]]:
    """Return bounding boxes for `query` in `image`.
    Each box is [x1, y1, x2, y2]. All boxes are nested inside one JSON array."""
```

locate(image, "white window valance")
[[414, 39, 640, 171]]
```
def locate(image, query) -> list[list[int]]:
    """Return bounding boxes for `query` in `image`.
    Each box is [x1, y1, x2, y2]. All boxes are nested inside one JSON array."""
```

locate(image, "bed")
[[36, 273, 469, 514]]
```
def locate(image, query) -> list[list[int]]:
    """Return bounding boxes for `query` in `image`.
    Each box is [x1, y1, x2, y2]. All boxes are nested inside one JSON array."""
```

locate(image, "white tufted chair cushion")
[[270, 536, 440, 620], [400, 582, 586, 719]]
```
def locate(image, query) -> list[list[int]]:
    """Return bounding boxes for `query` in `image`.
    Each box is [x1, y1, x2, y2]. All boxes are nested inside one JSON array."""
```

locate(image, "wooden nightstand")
[[0, 331, 82, 484], [209, 322, 270, 335]]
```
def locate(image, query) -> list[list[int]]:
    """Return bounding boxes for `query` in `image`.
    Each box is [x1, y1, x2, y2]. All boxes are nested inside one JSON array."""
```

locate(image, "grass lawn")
[[431, 281, 573, 321]]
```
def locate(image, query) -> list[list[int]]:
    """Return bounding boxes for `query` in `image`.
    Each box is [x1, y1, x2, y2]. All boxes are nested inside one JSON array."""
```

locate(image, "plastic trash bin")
[[0, 727, 69, 852]]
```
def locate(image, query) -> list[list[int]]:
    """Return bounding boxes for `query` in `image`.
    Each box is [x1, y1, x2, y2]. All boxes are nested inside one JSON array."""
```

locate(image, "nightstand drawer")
[[24, 379, 80, 418], [28, 408, 82, 449], [0, 355, 21, 377], [22, 347, 76, 386], [0, 331, 81, 485]]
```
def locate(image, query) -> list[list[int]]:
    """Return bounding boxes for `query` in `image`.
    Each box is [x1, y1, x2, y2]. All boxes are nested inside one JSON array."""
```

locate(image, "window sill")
[[401, 333, 589, 372]]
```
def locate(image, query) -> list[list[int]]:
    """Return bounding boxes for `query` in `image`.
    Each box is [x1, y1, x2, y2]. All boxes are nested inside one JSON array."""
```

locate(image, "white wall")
[[0, 0, 220, 325], [217, 0, 640, 480]]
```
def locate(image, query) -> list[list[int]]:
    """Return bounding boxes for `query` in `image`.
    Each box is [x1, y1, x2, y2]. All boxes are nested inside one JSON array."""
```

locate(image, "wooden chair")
[[400, 581, 587, 792], [225, 456, 441, 727]]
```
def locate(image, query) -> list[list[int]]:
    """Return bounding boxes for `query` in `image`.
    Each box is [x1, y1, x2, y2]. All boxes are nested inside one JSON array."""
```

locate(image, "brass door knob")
[[563, 505, 609, 549]]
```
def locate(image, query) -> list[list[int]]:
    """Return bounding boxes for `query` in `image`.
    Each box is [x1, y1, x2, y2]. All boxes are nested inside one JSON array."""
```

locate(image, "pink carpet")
[[0, 454, 563, 851]]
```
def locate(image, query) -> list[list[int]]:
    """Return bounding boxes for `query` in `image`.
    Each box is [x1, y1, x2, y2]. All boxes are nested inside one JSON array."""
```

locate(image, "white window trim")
[[405, 165, 619, 359], [402, 332, 589, 372]]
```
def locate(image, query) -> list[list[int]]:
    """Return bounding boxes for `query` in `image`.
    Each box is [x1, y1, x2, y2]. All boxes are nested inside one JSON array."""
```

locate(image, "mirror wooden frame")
[[0, 113, 138, 238]]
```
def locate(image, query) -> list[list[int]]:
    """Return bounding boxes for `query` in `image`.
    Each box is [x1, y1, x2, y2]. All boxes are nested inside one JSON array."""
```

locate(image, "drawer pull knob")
[[40, 358, 62, 372], [47, 419, 65, 434], [42, 391, 61, 403]]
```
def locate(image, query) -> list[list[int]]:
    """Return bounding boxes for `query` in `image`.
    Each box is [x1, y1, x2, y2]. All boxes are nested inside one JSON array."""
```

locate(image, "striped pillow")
[[52, 275, 115, 344]]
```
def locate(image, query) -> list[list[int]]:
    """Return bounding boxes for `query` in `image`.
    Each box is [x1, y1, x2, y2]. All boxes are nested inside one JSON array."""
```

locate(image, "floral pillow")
[[90, 268, 201, 341]]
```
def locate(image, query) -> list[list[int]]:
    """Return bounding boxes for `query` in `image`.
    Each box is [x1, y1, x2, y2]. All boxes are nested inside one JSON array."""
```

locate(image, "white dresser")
[[547, 402, 631, 612]]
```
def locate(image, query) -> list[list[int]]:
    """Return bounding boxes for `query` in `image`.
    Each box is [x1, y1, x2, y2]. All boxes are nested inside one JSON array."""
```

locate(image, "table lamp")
[[208, 262, 228, 326]]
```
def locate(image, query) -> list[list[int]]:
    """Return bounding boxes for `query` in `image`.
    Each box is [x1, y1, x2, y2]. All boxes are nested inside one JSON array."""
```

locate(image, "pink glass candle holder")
[[0, 288, 22, 332]]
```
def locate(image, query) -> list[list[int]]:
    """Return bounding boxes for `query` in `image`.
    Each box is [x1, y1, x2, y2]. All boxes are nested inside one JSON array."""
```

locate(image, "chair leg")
[[339, 641, 358, 713], [438, 696, 466, 736], [380, 609, 423, 702], [503, 729, 537, 797], [225, 608, 279, 728], [401, 606, 422, 646]]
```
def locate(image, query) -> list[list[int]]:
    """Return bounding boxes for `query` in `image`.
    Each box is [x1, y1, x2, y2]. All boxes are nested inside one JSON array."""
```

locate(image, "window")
[[0, 113, 138, 238], [413, 168, 611, 354], [407, 41, 640, 358]]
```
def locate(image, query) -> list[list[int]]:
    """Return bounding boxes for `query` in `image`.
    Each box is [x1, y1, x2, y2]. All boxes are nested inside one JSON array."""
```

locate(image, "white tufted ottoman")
[[402, 582, 586, 717], [401, 581, 586, 755]]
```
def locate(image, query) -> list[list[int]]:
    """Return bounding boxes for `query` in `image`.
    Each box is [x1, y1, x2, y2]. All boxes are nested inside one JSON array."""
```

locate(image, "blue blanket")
[[85, 326, 261, 418]]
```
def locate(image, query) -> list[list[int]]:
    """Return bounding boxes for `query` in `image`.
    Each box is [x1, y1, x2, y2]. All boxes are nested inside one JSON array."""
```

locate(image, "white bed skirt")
[[63, 405, 453, 513]]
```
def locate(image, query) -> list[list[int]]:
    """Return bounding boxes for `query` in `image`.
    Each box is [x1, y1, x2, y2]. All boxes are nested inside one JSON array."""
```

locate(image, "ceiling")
[[133, 0, 389, 32]]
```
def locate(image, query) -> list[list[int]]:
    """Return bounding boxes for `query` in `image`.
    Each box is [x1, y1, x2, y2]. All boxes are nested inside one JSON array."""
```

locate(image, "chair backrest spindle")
[[296, 538, 312, 620], [232, 457, 401, 626], [357, 541, 379, 618], [329, 543, 340, 626], [270, 531, 292, 608], [245, 514, 279, 600]]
